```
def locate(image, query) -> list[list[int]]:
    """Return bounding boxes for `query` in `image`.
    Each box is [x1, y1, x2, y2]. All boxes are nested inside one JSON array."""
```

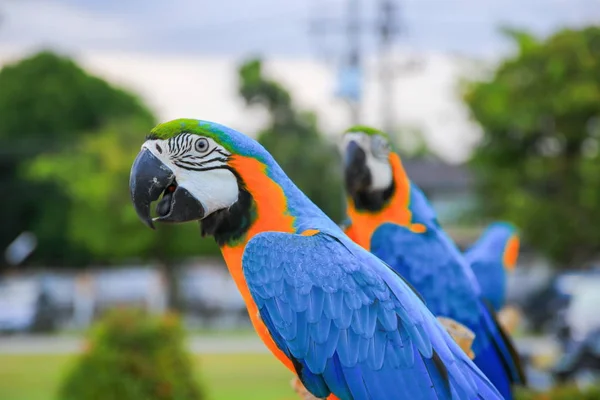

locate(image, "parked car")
[[91, 267, 165, 317], [0, 273, 76, 333], [179, 264, 248, 328], [563, 278, 600, 342], [520, 277, 571, 335], [553, 326, 600, 385]]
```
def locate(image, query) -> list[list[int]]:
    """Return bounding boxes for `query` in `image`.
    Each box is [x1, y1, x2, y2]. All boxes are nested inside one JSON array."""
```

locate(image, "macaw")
[[341, 125, 526, 399], [464, 222, 520, 312], [129, 119, 502, 400]]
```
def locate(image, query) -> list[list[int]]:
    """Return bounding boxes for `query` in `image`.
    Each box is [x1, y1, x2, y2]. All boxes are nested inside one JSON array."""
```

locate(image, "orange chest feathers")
[[219, 155, 295, 371]]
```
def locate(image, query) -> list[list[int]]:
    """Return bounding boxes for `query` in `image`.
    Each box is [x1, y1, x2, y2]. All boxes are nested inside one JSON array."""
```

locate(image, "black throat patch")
[[350, 181, 395, 212], [200, 178, 256, 247]]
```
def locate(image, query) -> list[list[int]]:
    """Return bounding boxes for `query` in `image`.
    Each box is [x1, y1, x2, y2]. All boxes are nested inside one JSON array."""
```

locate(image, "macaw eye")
[[371, 136, 389, 158], [195, 138, 209, 153]]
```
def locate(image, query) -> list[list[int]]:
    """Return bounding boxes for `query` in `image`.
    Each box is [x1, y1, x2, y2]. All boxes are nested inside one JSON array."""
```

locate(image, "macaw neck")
[[346, 152, 413, 250], [200, 188, 254, 246], [211, 154, 337, 372], [215, 154, 334, 280], [467, 231, 518, 269], [486, 235, 512, 256], [349, 182, 396, 212]]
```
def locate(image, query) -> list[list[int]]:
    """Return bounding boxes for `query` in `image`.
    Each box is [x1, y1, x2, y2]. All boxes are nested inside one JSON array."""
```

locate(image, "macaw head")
[[130, 119, 288, 240], [130, 119, 241, 229], [477, 222, 521, 271], [342, 126, 394, 201], [341, 125, 439, 227]]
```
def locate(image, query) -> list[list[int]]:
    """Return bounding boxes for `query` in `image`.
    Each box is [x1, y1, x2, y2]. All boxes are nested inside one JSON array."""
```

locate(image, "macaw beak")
[[344, 140, 370, 193], [129, 148, 205, 229]]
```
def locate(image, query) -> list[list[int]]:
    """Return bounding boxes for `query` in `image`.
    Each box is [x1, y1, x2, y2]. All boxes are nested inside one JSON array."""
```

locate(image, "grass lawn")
[[0, 353, 296, 400]]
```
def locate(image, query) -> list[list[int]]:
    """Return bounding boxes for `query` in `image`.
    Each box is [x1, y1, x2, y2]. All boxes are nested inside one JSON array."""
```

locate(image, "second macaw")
[[129, 119, 503, 400], [341, 125, 526, 399], [464, 222, 520, 312]]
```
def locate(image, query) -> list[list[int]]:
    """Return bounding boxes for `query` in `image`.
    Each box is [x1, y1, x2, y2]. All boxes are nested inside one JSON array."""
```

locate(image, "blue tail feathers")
[[473, 301, 527, 399]]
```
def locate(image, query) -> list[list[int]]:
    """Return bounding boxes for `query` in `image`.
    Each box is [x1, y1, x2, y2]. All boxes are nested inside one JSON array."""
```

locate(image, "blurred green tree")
[[28, 118, 220, 309], [464, 26, 600, 267], [0, 51, 153, 266], [238, 58, 344, 222], [58, 308, 204, 400], [392, 125, 432, 159]]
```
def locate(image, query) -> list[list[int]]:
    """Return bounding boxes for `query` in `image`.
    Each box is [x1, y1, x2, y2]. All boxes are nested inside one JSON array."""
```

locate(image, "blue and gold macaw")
[[464, 222, 520, 312], [341, 125, 526, 399], [129, 119, 502, 400]]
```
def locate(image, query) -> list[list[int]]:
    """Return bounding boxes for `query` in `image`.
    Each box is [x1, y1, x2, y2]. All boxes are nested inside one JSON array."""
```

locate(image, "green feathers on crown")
[[344, 125, 390, 141], [148, 118, 238, 152], [150, 119, 213, 139]]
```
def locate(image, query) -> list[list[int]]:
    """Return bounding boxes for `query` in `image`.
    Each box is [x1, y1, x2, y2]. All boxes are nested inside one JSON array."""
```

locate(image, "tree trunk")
[[155, 227, 182, 313], [159, 259, 181, 313]]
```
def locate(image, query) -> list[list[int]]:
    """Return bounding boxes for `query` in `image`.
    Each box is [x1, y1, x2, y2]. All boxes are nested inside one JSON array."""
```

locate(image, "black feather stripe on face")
[[199, 169, 256, 246]]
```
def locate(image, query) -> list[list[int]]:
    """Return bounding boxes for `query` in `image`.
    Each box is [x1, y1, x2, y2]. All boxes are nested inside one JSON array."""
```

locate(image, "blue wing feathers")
[[371, 221, 524, 399], [323, 327, 340, 359], [297, 358, 331, 398], [286, 281, 309, 312], [243, 231, 502, 399], [323, 355, 353, 399], [311, 316, 332, 344], [473, 339, 512, 398], [464, 222, 515, 311], [324, 289, 344, 320], [377, 306, 398, 331], [261, 307, 330, 398], [479, 301, 527, 384], [337, 329, 358, 367], [424, 351, 452, 398], [307, 288, 325, 323]]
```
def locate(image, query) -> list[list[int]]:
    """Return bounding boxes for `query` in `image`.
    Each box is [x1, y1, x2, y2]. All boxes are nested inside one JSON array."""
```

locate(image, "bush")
[[515, 385, 600, 400], [57, 308, 204, 400]]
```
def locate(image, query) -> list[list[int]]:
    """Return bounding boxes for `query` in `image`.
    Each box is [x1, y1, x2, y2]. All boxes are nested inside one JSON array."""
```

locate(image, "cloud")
[[2, 0, 598, 58], [1, 0, 137, 51], [73, 49, 479, 162], [0, 0, 597, 162], [1, 0, 314, 55], [0, 43, 479, 162]]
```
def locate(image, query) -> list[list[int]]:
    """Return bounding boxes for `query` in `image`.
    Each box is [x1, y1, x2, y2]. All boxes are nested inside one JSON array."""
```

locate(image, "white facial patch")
[[343, 132, 393, 191], [368, 156, 393, 190], [177, 168, 239, 217], [141, 135, 239, 218]]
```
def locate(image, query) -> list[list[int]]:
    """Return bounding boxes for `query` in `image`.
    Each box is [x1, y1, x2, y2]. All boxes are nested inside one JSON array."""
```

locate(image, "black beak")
[[344, 140, 370, 193], [130, 148, 174, 229], [129, 148, 205, 229]]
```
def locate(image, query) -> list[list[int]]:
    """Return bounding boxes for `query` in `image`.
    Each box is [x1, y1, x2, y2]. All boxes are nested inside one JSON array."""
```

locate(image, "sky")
[[0, 0, 599, 162], [2, 0, 599, 57]]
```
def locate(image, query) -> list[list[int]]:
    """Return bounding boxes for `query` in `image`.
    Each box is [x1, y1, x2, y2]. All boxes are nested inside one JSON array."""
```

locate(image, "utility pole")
[[309, 0, 420, 130], [378, 0, 400, 134], [346, 0, 362, 124], [309, 0, 363, 125], [376, 0, 423, 135]]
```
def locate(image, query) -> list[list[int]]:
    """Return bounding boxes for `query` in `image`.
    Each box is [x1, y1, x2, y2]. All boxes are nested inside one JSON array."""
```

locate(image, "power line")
[[309, 0, 364, 125], [346, 0, 362, 124], [309, 0, 423, 131], [378, 0, 400, 134]]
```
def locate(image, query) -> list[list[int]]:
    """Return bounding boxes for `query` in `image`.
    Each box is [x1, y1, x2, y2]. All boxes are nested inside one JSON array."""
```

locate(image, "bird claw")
[[437, 316, 476, 359], [497, 305, 521, 334], [290, 376, 325, 400]]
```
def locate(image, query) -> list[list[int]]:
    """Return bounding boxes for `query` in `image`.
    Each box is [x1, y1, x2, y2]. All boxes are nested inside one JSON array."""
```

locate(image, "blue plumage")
[[369, 184, 525, 399], [244, 230, 503, 400], [465, 222, 518, 311], [140, 120, 504, 399]]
